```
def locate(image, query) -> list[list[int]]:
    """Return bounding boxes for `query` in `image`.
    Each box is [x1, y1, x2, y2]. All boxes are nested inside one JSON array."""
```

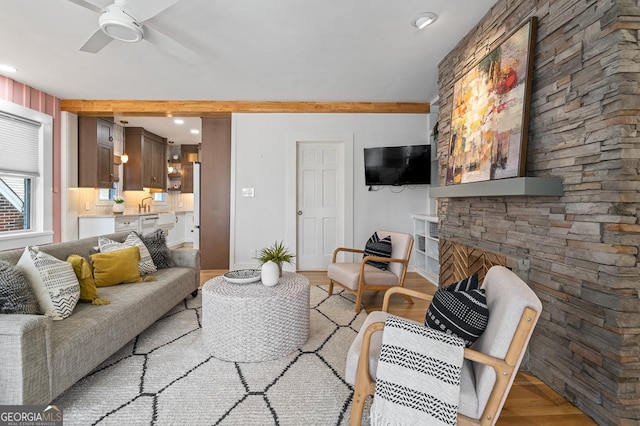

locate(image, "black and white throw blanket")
[[370, 315, 465, 426]]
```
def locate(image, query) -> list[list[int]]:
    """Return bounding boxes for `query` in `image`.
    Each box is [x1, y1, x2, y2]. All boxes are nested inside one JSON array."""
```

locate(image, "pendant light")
[[119, 120, 129, 163]]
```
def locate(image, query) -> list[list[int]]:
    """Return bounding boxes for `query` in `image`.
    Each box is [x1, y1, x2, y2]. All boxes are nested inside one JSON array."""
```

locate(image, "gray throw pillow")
[[0, 260, 40, 314], [141, 230, 173, 269]]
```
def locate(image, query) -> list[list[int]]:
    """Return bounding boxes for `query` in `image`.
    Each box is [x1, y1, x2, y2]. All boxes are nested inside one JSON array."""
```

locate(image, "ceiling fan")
[[67, 0, 199, 61]]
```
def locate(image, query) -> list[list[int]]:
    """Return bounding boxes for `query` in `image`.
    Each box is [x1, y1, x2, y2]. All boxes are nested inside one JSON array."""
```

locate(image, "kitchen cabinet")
[[184, 212, 194, 244], [181, 163, 193, 193], [124, 127, 167, 191], [78, 215, 139, 239], [179, 144, 199, 193], [78, 117, 114, 188], [166, 212, 186, 248]]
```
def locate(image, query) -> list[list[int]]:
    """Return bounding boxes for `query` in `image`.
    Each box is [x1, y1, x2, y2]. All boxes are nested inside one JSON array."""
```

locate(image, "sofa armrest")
[[0, 314, 53, 404], [170, 248, 200, 270], [169, 248, 201, 289]]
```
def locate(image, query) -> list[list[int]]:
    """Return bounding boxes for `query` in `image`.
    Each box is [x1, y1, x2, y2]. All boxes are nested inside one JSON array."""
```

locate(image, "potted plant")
[[112, 195, 125, 214], [255, 241, 295, 276]]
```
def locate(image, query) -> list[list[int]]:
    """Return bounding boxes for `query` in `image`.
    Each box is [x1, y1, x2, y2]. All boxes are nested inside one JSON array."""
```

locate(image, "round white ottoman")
[[201, 272, 310, 362]]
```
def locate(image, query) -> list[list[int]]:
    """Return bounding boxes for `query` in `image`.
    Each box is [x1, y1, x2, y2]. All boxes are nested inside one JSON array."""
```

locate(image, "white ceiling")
[[1, 0, 496, 143]]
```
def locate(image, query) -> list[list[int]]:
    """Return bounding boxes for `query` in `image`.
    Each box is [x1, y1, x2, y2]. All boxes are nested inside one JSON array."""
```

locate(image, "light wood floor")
[[200, 270, 596, 426]]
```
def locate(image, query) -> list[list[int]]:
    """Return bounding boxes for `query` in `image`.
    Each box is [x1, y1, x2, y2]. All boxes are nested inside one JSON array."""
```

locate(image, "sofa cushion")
[[98, 234, 156, 275], [424, 286, 489, 348], [66, 255, 110, 305], [141, 230, 173, 269], [90, 246, 143, 287], [0, 260, 40, 314], [363, 232, 392, 270], [17, 246, 80, 320]]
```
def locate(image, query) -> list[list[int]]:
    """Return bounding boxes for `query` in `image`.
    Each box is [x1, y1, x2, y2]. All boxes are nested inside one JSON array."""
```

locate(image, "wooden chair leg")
[[355, 289, 363, 313], [328, 279, 334, 295], [349, 380, 369, 426]]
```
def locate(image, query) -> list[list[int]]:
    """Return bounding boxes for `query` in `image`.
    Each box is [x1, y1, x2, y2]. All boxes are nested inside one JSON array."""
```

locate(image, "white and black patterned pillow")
[[141, 230, 173, 269], [98, 234, 157, 275], [363, 232, 392, 270], [17, 247, 80, 320], [424, 286, 489, 347], [0, 260, 40, 314], [443, 273, 479, 292]]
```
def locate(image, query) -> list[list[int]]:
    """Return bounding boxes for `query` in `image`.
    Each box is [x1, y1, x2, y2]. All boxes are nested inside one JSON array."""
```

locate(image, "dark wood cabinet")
[[180, 144, 199, 193], [78, 117, 114, 188], [124, 127, 167, 191]]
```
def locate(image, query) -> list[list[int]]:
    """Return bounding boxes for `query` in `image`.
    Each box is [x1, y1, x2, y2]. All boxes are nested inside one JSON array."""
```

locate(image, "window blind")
[[0, 111, 40, 175]]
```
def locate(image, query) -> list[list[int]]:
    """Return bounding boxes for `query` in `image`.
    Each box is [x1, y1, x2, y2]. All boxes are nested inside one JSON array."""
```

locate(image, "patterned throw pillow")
[[17, 247, 80, 320], [363, 232, 392, 270], [443, 273, 479, 292], [0, 260, 40, 314], [98, 234, 157, 275], [141, 230, 173, 269], [424, 276, 489, 347]]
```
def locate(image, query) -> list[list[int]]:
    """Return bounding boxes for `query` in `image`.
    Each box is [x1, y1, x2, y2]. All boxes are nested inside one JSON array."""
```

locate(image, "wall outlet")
[[178, 202, 184, 208], [84, 201, 90, 211]]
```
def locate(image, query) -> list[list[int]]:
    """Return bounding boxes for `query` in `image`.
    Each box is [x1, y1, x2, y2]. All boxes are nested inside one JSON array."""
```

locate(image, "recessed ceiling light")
[[174, 119, 184, 125], [411, 12, 437, 30], [190, 129, 199, 135], [0, 64, 18, 73]]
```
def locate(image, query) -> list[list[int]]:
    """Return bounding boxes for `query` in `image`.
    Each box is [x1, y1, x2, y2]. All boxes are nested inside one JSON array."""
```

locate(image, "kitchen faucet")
[[139, 196, 153, 212]]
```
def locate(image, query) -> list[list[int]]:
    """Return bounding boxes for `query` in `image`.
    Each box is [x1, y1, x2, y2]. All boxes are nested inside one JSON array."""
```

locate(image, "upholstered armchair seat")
[[327, 230, 414, 312], [327, 263, 400, 291]]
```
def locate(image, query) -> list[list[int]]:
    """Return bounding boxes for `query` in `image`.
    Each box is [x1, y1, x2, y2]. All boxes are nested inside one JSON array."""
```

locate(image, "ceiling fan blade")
[[66, 0, 103, 14], [79, 28, 114, 53], [127, 0, 180, 22], [143, 25, 200, 63]]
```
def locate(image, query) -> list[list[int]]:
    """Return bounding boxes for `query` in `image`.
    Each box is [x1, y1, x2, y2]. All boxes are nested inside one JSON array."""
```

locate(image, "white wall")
[[231, 113, 431, 270]]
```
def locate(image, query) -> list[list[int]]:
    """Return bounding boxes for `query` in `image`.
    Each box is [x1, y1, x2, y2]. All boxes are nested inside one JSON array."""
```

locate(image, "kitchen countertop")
[[78, 210, 193, 218]]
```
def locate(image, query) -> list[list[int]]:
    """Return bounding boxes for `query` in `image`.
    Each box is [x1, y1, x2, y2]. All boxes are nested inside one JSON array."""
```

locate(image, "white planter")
[[261, 261, 280, 287], [112, 203, 125, 214]]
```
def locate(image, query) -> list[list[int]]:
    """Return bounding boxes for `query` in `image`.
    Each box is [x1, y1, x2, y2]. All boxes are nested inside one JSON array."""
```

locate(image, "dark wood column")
[[200, 116, 231, 269]]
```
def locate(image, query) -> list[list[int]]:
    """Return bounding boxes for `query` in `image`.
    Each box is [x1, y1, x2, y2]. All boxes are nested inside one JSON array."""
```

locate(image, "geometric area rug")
[[52, 285, 369, 425]]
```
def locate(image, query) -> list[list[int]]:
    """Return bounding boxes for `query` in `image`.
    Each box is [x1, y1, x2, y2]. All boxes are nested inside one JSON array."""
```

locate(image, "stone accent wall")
[[436, 1, 640, 424], [0, 195, 24, 232]]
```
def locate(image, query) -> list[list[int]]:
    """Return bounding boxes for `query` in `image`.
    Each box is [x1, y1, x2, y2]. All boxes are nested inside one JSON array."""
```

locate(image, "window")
[[0, 176, 31, 232], [0, 100, 53, 250], [98, 185, 118, 202]]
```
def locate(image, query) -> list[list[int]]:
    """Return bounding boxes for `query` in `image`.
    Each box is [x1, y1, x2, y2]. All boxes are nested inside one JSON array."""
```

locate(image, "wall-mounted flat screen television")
[[364, 145, 431, 186]]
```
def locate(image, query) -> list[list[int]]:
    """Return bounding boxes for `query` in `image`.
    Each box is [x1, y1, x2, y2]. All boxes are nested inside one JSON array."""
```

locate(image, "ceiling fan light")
[[411, 12, 437, 30], [99, 7, 143, 42]]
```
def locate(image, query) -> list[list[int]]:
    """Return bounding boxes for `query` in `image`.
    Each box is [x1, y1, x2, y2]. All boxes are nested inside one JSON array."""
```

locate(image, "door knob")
[[297, 210, 303, 216]]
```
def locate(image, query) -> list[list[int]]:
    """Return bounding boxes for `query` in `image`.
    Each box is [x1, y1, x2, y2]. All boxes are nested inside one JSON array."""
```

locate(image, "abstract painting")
[[446, 17, 537, 186]]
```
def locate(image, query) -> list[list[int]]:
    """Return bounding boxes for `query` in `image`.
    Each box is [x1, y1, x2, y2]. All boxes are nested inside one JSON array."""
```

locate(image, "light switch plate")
[[242, 188, 255, 197]]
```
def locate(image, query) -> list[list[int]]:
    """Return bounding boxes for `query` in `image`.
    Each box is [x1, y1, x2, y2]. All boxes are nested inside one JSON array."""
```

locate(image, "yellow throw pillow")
[[91, 246, 143, 287], [66, 254, 110, 305]]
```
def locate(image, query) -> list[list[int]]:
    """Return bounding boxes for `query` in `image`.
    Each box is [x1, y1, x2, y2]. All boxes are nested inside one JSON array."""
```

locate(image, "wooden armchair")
[[345, 265, 542, 425], [327, 231, 413, 312]]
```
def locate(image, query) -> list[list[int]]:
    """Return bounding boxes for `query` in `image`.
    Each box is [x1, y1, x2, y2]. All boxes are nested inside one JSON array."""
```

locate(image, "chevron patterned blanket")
[[370, 315, 465, 426]]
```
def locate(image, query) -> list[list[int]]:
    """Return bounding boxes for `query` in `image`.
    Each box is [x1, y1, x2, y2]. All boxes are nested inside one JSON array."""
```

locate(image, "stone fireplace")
[[435, 1, 640, 424]]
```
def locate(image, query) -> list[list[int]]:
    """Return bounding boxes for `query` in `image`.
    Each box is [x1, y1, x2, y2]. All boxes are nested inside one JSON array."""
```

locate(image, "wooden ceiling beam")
[[60, 99, 430, 116]]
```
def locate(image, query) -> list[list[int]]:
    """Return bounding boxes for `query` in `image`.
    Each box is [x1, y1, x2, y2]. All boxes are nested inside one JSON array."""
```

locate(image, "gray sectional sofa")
[[0, 231, 200, 405]]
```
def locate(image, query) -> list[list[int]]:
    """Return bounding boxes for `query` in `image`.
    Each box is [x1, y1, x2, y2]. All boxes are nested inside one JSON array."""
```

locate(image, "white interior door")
[[296, 142, 344, 270]]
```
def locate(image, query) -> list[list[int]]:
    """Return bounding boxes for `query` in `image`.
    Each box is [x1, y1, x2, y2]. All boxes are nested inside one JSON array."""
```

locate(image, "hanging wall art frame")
[[446, 17, 537, 186]]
